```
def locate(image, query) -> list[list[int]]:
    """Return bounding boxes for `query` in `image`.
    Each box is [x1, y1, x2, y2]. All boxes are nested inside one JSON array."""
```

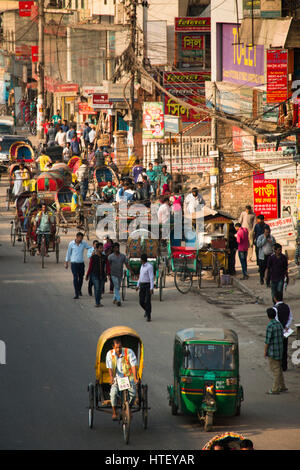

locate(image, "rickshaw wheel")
[[23, 241, 26, 263], [142, 384, 148, 429], [174, 269, 193, 294], [197, 260, 202, 289], [10, 222, 16, 246], [55, 240, 59, 264], [122, 399, 131, 444], [204, 412, 213, 432], [159, 273, 163, 301], [88, 407, 94, 429], [41, 237, 46, 269], [88, 383, 94, 429]]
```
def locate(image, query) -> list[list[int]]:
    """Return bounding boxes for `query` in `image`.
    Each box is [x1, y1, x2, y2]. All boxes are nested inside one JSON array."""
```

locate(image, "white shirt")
[[63, 147, 71, 162], [76, 164, 88, 182], [89, 129, 96, 143], [138, 262, 154, 290], [157, 203, 170, 224], [184, 192, 205, 214], [274, 301, 293, 330], [55, 131, 66, 146], [106, 348, 137, 378]]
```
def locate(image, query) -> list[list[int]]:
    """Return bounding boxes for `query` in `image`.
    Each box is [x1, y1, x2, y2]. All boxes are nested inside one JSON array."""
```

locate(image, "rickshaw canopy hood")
[[175, 328, 238, 344]]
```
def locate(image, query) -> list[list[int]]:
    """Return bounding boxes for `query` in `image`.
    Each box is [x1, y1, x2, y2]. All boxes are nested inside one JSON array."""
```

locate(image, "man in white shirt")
[[63, 142, 72, 163], [106, 338, 138, 420], [55, 127, 67, 147], [184, 187, 205, 215], [136, 253, 154, 322], [65, 232, 92, 299], [89, 125, 96, 144], [157, 197, 170, 241]]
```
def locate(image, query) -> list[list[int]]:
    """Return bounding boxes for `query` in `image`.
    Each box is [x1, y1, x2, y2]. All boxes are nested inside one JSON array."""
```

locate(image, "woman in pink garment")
[[234, 223, 249, 280]]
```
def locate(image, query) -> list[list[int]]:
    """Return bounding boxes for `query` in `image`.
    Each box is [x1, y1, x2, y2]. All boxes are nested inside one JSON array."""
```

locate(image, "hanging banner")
[[19, 1, 34, 17], [253, 178, 278, 220], [266, 49, 288, 103], [280, 178, 297, 220], [142, 102, 165, 141]]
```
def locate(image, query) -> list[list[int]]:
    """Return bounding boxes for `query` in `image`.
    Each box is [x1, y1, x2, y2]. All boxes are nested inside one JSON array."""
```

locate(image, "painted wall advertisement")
[[222, 24, 264, 87], [163, 72, 210, 123], [266, 49, 288, 103], [253, 178, 279, 220], [142, 102, 164, 141]]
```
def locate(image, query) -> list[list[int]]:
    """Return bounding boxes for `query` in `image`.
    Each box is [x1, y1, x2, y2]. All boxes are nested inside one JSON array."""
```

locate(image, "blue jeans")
[[91, 274, 104, 305], [111, 275, 121, 302], [271, 279, 284, 303], [71, 262, 85, 297], [238, 251, 248, 276]]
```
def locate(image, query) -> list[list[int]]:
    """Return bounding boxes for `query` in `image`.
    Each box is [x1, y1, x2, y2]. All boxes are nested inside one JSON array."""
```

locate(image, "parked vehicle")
[[167, 328, 244, 432], [0, 116, 15, 135], [0, 135, 32, 165]]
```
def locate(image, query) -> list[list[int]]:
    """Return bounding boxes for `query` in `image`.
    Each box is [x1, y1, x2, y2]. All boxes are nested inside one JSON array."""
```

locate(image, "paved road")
[[0, 176, 300, 450]]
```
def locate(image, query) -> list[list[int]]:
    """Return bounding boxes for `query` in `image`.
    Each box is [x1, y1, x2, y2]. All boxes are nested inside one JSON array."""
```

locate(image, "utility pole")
[[211, 81, 217, 209], [37, 0, 45, 140]]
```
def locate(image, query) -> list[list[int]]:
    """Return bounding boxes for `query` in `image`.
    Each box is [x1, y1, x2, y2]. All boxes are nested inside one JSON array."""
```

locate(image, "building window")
[[81, 0, 84, 8]]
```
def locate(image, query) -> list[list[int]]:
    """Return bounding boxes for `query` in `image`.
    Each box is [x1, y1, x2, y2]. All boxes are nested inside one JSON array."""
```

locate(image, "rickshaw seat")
[[171, 246, 197, 259], [99, 362, 111, 384], [62, 206, 71, 212]]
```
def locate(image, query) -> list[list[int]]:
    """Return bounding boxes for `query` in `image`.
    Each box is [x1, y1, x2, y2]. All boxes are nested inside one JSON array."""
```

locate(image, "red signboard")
[[164, 86, 209, 123], [175, 17, 210, 32], [31, 45, 38, 63], [253, 178, 278, 220], [78, 103, 97, 115], [93, 93, 109, 104], [55, 83, 79, 93], [163, 71, 211, 85], [19, 1, 34, 17], [267, 49, 288, 103], [15, 45, 31, 62]]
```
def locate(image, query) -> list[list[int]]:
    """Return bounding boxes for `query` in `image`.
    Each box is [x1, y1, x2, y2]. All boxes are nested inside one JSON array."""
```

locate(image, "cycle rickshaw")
[[87, 326, 149, 445], [122, 229, 166, 302]]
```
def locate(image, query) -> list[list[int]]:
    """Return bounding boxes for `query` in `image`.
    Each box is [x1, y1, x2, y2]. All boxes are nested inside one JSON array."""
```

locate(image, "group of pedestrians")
[[65, 233, 154, 321], [228, 206, 289, 303]]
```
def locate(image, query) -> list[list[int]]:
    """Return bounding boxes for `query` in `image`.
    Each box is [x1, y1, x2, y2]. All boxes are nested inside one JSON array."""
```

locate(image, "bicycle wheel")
[[197, 260, 202, 289], [174, 268, 193, 294], [10, 222, 16, 246], [41, 237, 46, 269], [122, 392, 131, 445], [159, 272, 163, 301], [55, 239, 59, 263], [23, 241, 27, 263]]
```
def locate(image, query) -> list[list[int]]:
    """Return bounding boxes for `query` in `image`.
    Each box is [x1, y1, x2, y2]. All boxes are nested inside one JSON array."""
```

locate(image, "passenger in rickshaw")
[[35, 203, 55, 256], [106, 337, 139, 420], [71, 185, 83, 212], [22, 192, 40, 231], [102, 180, 116, 202]]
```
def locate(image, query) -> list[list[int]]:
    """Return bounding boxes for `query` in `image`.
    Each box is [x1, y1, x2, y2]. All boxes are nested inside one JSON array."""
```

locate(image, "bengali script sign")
[[253, 179, 278, 220], [175, 17, 210, 32], [222, 24, 264, 87], [267, 217, 295, 241], [163, 71, 210, 84], [267, 49, 288, 103], [181, 34, 204, 50]]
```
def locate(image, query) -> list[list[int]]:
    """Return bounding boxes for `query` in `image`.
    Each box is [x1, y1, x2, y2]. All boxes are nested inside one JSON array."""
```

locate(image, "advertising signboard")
[[163, 71, 210, 85], [253, 178, 278, 220], [19, 1, 34, 17], [175, 17, 210, 32], [266, 48, 288, 103], [142, 102, 164, 141], [267, 217, 295, 241], [164, 115, 182, 134], [280, 178, 297, 219], [222, 23, 264, 87]]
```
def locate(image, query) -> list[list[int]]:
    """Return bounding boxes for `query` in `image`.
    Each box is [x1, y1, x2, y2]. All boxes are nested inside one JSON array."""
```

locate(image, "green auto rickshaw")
[[167, 328, 244, 432]]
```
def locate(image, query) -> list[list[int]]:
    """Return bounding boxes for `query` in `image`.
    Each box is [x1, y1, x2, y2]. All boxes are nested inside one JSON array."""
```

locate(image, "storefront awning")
[[239, 17, 300, 48]]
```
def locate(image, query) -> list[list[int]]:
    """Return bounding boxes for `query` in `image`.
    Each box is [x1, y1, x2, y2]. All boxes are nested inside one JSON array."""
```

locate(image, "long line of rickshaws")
[[6, 143, 121, 267]]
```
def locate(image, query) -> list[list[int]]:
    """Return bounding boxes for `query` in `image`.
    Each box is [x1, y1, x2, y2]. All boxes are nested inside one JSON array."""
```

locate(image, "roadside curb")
[[232, 277, 265, 305]]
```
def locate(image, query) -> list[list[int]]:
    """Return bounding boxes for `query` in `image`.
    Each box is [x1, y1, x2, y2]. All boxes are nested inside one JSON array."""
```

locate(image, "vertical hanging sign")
[[19, 1, 34, 17], [267, 49, 288, 103]]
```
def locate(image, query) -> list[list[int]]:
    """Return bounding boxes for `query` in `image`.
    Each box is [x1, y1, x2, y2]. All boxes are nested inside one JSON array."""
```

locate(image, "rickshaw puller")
[[106, 338, 139, 421]]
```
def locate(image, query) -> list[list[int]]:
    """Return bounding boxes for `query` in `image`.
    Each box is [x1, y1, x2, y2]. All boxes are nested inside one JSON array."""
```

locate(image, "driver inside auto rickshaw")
[[106, 338, 139, 421]]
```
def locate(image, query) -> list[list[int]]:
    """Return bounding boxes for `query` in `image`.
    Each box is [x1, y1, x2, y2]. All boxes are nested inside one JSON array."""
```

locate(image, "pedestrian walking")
[[264, 307, 287, 394], [75, 159, 89, 201], [136, 254, 154, 322], [234, 223, 249, 280], [273, 291, 293, 371], [238, 205, 256, 261], [103, 235, 114, 294], [227, 222, 238, 275], [253, 215, 270, 266], [83, 122, 92, 151], [256, 226, 276, 285], [108, 243, 129, 306], [70, 133, 82, 156], [266, 243, 289, 303], [87, 239, 99, 296], [55, 127, 66, 147], [85, 242, 107, 307], [65, 232, 92, 299], [63, 142, 72, 163], [46, 122, 56, 147]]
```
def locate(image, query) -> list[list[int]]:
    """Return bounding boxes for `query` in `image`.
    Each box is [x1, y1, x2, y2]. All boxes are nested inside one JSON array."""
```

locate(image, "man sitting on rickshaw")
[[106, 338, 139, 421], [22, 192, 40, 231], [35, 203, 55, 256]]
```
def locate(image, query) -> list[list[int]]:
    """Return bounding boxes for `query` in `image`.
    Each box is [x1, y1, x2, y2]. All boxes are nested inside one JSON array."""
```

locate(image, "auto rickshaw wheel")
[[204, 412, 213, 432], [171, 399, 178, 415]]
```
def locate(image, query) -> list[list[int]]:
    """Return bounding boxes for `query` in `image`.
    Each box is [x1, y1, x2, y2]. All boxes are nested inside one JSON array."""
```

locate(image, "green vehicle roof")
[[175, 328, 238, 344]]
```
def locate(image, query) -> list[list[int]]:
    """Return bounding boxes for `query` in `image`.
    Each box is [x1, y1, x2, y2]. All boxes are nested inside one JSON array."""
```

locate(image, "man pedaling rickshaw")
[[106, 338, 139, 421]]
